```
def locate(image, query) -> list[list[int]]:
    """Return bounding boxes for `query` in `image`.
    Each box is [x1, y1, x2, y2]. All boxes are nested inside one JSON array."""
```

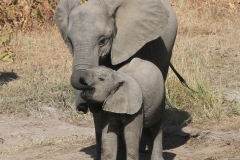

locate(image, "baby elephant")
[[81, 58, 165, 160]]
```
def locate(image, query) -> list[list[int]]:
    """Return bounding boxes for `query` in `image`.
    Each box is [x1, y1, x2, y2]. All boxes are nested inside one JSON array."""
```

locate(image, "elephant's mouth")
[[81, 88, 95, 100], [100, 52, 109, 61]]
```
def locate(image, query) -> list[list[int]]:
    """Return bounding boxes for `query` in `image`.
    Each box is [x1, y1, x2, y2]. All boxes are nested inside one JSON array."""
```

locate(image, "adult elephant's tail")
[[169, 63, 198, 93]]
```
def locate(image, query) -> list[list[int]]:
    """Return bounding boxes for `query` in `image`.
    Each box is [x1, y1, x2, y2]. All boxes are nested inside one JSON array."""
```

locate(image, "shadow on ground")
[[0, 71, 18, 85], [80, 144, 178, 160], [80, 108, 191, 160], [163, 106, 192, 150]]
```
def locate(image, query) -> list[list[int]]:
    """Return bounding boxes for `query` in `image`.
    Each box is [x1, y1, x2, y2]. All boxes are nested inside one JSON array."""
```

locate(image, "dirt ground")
[[0, 105, 239, 160]]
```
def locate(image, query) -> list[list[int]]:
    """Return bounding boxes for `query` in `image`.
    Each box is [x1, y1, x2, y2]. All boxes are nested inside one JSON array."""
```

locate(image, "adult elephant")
[[54, 0, 177, 158]]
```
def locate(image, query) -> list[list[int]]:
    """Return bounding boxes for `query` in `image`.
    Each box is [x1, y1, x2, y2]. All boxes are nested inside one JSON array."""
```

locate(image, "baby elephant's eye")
[[98, 77, 105, 81]]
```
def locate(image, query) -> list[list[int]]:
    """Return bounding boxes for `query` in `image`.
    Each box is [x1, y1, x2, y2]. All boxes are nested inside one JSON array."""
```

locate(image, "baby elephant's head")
[[79, 66, 143, 115], [79, 66, 120, 103]]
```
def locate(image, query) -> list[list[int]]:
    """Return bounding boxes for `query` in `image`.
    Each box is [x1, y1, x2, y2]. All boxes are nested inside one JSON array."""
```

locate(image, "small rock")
[[225, 140, 231, 145], [0, 138, 4, 144], [181, 127, 201, 137]]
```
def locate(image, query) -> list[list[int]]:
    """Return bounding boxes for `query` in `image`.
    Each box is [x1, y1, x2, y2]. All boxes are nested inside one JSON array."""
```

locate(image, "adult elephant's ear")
[[108, 0, 170, 65], [102, 72, 142, 115], [54, 0, 80, 43]]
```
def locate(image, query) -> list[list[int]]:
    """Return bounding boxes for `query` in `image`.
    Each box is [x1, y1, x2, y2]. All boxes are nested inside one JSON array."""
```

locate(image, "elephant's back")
[[119, 58, 165, 127]]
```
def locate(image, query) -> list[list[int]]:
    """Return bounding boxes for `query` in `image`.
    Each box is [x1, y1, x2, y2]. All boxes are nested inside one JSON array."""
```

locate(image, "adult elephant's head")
[[54, 0, 169, 90]]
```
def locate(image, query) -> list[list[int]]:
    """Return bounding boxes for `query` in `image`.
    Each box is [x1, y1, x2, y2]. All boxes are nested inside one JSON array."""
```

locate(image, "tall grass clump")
[[166, 52, 224, 123]]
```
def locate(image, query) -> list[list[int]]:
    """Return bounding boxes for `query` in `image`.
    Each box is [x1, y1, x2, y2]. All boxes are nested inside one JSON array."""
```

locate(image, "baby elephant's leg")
[[150, 121, 164, 160], [101, 113, 119, 160], [122, 110, 143, 160]]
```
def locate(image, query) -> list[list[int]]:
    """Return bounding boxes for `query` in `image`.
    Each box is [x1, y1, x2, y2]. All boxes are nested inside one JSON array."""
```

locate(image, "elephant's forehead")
[[91, 67, 112, 75], [92, 67, 111, 75], [69, 6, 109, 35], [69, 3, 107, 23]]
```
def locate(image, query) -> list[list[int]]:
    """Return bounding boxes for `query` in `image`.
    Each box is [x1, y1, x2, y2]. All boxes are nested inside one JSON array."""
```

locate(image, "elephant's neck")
[[99, 53, 132, 71]]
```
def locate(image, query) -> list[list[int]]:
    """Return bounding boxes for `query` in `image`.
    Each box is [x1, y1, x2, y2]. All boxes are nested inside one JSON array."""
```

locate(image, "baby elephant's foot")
[[151, 154, 164, 160]]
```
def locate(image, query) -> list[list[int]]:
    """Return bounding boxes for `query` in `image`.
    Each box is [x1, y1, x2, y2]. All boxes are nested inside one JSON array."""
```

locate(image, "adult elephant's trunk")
[[71, 69, 93, 90], [71, 68, 93, 114], [70, 45, 97, 90], [70, 44, 98, 113]]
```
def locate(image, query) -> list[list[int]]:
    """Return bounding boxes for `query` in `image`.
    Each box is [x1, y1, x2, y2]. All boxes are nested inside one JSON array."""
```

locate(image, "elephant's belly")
[[142, 103, 162, 128], [141, 85, 165, 128]]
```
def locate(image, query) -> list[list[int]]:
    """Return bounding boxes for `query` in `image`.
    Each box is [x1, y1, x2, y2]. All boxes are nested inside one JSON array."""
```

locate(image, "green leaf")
[[9, 48, 13, 52], [0, 52, 8, 58], [0, 31, 12, 45], [31, 9, 39, 18], [1, 53, 13, 62]]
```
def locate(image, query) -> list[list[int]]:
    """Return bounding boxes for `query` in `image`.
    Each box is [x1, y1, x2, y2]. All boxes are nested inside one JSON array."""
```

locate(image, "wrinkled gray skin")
[[54, 0, 177, 158], [81, 58, 165, 160]]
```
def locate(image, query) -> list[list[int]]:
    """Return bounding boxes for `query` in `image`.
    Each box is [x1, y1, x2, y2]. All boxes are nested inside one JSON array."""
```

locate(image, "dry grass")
[[0, 0, 58, 32], [165, 0, 240, 124], [0, 0, 239, 127], [0, 28, 71, 111], [0, 27, 92, 125]]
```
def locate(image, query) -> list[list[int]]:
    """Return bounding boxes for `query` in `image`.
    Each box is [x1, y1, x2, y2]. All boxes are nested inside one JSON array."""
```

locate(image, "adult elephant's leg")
[[92, 111, 103, 160], [140, 128, 153, 153]]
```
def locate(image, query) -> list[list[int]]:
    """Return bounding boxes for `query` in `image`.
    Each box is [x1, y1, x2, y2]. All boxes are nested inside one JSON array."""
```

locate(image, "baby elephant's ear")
[[102, 72, 142, 115]]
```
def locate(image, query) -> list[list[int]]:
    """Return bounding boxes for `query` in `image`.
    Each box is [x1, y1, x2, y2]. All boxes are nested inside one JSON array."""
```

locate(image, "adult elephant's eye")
[[67, 37, 74, 49], [98, 36, 106, 47]]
